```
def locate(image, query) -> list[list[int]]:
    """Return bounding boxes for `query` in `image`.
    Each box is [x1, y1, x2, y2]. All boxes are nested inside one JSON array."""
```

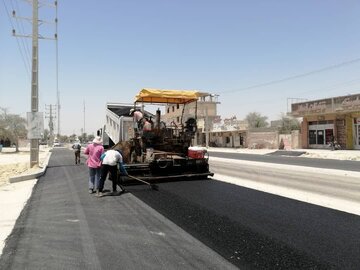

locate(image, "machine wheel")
[[157, 158, 170, 169]]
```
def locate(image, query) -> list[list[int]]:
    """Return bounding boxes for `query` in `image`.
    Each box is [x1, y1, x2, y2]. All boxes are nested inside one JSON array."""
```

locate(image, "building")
[[163, 94, 220, 146], [291, 93, 360, 149], [209, 117, 248, 148]]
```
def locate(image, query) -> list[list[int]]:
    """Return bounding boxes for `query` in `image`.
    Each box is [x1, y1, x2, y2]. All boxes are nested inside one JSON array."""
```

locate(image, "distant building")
[[209, 116, 248, 148], [163, 94, 220, 146], [291, 93, 360, 149]]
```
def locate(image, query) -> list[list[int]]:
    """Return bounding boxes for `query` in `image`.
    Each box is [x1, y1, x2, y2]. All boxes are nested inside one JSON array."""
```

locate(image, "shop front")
[[354, 118, 360, 149], [291, 93, 360, 149]]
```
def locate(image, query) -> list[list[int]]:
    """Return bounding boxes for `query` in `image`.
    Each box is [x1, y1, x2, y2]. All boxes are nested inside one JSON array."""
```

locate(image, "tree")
[[42, 129, 49, 143], [278, 114, 300, 134], [69, 134, 77, 142], [0, 108, 27, 152], [79, 133, 87, 143], [87, 134, 95, 142], [59, 135, 69, 143], [245, 112, 269, 128]]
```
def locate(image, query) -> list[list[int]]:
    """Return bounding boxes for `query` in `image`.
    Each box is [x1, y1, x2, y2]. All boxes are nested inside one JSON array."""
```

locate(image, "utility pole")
[[30, 0, 39, 167], [55, 1, 60, 137], [205, 107, 209, 148], [83, 100, 86, 136], [12, 0, 57, 167], [45, 104, 56, 146]]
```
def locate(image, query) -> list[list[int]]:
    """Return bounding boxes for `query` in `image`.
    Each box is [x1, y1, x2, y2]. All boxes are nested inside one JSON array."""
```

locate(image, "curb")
[[9, 151, 53, 183]]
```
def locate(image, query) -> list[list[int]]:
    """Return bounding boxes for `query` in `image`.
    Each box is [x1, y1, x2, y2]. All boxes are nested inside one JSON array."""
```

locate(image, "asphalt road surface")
[[1, 148, 360, 269], [208, 151, 360, 172]]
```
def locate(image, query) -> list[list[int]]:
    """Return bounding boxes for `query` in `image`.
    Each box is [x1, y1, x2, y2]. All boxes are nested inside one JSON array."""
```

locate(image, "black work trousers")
[[99, 164, 118, 192]]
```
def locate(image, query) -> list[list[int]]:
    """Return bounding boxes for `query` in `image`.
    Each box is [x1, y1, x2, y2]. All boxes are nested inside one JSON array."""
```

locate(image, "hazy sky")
[[1, 0, 360, 135]]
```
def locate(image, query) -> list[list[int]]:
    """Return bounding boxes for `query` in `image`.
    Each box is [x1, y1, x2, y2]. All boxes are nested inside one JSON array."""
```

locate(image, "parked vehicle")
[[53, 139, 61, 147]]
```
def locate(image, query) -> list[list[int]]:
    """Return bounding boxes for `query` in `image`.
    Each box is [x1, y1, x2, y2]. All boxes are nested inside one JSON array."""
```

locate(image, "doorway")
[[308, 121, 334, 148], [354, 118, 360, 149]]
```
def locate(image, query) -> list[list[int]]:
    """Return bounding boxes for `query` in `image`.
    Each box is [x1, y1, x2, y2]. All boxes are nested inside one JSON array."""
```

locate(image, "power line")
[[2, 0, 31, 78], [220, 57, 360, 94], [13, 0, 31, 59], [296, 78, 360, 96]]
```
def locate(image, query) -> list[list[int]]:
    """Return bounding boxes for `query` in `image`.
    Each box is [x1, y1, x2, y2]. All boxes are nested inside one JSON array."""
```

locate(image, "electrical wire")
[[296, 78, 360, 96], [220, 58, 360, 94], [1, 0, 31, 79], [13, 0, 31, 59]]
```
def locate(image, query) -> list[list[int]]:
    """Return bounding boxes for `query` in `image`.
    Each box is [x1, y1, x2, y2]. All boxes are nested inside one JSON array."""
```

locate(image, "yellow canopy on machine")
[[135, 88, 204, 104]]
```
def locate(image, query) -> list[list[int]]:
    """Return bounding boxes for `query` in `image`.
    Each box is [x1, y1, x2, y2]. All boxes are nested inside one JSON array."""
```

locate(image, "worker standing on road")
[[72, 142, 81, 164], [97, 149, 127, 197], [84, 136, 104, 194]]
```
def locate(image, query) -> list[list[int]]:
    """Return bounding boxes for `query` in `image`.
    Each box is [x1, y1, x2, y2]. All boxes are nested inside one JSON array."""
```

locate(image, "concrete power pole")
[[45, 104, 56, 146], [205, 107, 209, 148], [55, 1, 60, 137], [12, 0, 57, 167], [83, 100, 86, 136], [30, 0, 39, 167]]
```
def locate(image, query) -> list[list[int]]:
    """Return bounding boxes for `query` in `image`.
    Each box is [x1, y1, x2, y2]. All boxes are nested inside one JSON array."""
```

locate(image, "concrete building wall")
[[247, 130, 279, 149], [208, 131, 247, 148], [291, 94, 360, 150], [291, 130, 301, 149], [164, 102, 218, 124]]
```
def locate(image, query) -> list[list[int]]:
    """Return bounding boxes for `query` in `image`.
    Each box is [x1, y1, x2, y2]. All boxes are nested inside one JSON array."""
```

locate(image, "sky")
[[1, 0, 360, 135]]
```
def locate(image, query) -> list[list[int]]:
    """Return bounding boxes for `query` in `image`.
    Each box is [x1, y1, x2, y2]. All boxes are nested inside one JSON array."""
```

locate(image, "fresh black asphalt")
[[0, 148, 235, 270], [133, 179, 360, 269], [1, 148, 360, 269]]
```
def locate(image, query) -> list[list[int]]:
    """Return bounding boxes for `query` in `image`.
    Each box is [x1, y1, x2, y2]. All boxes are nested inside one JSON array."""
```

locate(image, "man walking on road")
[[84, 136, 104, 194], [72, 142, 81, 164], [97, 149, 127, 197]]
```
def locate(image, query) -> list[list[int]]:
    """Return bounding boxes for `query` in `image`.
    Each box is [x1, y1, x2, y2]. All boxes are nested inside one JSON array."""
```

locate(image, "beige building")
[[291, 93, 360, 149], [163, 94, 220, 145]]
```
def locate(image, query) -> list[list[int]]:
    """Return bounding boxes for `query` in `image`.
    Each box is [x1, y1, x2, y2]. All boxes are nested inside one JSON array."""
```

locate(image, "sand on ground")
[[0, 146, 51, 187]]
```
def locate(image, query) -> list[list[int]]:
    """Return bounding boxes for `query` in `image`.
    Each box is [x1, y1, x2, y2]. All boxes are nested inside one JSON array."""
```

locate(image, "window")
[[240, 134, 244, 146], [325, 129, 333, 144], [177, 117, 180, 123], [177, 104, 179, 109], [317, 130, 324, 144], [172, 106, 174, 112], [309, 121, 334, 145], [309, 130, 316, 144], [167, 108, 169, 113]]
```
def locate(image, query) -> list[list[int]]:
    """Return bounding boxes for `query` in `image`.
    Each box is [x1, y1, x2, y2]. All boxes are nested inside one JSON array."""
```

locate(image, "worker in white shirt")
[[97, 149, 127, 197]]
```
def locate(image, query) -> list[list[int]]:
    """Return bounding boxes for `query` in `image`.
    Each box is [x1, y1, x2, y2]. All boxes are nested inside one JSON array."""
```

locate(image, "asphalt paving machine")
[[113, 88, 214, 183]]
